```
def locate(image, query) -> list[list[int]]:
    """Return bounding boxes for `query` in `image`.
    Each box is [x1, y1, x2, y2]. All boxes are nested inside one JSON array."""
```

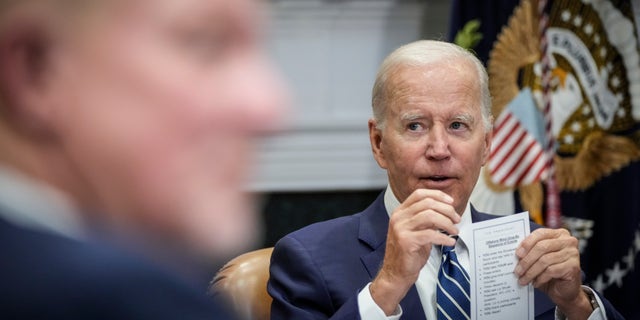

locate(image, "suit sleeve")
[[268, 235, 361, 320], [594, 290, 625, 320]]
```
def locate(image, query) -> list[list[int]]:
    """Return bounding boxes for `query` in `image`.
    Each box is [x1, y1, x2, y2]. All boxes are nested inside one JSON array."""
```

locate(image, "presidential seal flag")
[[449, 0, 640, 317]]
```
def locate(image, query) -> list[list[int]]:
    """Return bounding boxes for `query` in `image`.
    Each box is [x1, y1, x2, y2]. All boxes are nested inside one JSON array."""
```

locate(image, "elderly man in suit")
[[0, 0, 287, 318], [268, 40, 622, 320]]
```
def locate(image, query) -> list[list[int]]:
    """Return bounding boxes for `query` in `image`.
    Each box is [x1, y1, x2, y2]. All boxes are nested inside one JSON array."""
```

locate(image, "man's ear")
[[0, 17, 58, 136], [369, 118, 388, 169], [481, 122, 493, 166]]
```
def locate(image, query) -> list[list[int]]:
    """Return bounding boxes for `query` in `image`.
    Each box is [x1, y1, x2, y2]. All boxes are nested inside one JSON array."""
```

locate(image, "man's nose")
[[241, 57, 291, 134], [425, 125, 450, 160], [220, 53, 291, 135]]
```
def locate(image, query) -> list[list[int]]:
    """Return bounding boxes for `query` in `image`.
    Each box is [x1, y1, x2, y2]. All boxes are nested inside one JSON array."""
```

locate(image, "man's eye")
[[451, 121, 465, 130], [180, 29, 227, 59], [408, 123, 422, 131]]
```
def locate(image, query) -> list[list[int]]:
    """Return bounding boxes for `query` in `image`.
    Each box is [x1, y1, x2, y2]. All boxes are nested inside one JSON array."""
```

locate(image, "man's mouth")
[[427, 175, 450, 182]]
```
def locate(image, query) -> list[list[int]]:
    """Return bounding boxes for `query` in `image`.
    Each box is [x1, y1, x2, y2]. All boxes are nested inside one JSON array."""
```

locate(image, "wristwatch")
[[584, 288, 600, 311]]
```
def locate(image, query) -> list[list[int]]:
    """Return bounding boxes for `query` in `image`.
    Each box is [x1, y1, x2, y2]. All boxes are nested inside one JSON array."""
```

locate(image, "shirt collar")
[[0, 165, 85, 240]]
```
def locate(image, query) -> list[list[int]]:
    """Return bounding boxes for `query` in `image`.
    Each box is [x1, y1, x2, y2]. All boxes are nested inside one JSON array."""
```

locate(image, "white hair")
[[371, 40, 493, 131]]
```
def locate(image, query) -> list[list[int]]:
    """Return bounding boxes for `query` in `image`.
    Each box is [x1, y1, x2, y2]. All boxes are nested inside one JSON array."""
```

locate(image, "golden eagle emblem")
[[485, 0, 640, 223]]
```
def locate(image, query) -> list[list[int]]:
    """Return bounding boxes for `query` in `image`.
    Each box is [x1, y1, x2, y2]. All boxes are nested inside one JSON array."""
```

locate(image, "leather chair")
[[210, 247, 274, 320]]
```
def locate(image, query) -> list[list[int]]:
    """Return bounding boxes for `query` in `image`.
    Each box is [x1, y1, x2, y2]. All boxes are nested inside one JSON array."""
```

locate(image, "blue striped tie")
[[436, 237, 470, 320]]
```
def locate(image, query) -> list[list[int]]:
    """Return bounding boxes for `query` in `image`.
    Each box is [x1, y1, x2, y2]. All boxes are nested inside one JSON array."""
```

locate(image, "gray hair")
[[371, 40, 492, 131]]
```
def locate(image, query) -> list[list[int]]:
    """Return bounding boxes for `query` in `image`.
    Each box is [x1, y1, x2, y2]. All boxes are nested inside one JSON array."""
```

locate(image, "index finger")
[[401, 189, 459, 223], [404, 188, 453, 204], [516, 228, 570, 258]]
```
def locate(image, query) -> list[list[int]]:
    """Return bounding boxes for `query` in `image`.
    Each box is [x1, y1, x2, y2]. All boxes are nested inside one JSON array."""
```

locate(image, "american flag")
[[487, 89, 549, 188]]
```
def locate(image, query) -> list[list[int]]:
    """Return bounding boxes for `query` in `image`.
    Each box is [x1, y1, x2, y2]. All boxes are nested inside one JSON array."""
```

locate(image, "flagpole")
[[538, 0, 562, 228]]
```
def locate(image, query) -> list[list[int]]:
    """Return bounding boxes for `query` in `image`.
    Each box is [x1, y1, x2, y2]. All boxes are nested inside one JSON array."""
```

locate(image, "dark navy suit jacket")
[[268, 191, 623, 319], [0, 216, 236, 319]]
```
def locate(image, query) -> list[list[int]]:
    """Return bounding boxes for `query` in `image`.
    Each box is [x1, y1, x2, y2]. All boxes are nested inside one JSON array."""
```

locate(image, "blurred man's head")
[[368, 40, 492, 214], [0, 0, 288, 258]]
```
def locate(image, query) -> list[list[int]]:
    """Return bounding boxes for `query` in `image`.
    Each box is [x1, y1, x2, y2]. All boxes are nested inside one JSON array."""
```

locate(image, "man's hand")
[[370, 189, 460, 315], [515, 228, 594, 319]]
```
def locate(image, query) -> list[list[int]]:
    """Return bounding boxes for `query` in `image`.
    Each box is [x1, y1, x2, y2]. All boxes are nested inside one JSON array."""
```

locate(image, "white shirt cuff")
[[357, 282, 402, 320], [554, 286, 607, 320]]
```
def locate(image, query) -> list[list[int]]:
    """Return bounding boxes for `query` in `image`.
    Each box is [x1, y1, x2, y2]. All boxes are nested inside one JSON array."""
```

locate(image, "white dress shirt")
[[357, 185, 607, 320]]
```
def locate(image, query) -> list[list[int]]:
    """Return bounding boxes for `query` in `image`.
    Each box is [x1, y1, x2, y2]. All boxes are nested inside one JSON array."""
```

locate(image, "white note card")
[[460, 212, 534, 320]]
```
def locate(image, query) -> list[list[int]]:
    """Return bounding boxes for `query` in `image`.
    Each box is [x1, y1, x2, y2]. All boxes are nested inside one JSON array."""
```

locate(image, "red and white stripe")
[[487, 111, 549, 188]]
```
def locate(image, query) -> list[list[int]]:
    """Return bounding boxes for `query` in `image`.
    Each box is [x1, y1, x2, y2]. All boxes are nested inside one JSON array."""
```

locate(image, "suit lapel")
[[470, 204, 495, 222], [358, 192, 388, 278]]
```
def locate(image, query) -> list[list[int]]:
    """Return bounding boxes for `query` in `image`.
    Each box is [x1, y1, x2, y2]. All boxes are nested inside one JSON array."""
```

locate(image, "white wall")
[[251, 0, 439, 192]]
